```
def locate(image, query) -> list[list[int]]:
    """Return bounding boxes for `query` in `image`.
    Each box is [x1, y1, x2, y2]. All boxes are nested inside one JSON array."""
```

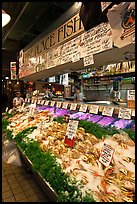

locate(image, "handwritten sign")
[[31, 99, 34, 104], [50, 101, 55, 106], [56, 101, 62, 108], [89, 105, 99, 114], [40, 100, 45, 105], [70, 103, 77, 111], [132, 109, 135, 117], [79, 104, 87, 112], [28, 98, 31, 103], [34, 100, 37, 104], [99, 143, 115, 167], [118, 108, 132, 119], [37, 100, 41, 105], [83, 54, 94, 67], [44, 101, 49, 106], [127, 90, 135, 101], [64, 120, 79, 147], [102, 106, 114, 116], [62, 102, 68, 109]]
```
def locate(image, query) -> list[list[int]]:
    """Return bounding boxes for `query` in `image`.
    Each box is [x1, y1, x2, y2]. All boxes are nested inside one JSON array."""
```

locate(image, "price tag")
[[64, 120, 79, 147], [25, 98, 27, 103], [50, 101, 55, 106], [102, 106, 114, 116], [70, 103, 77, 110], [37, 100, 41, 105], [118, 108, 132, 119], [5, 107, 8, 112], [21, 103, 25, 108], [99, 143, 115, 167], [62, 102, 68, 109], [28, 98, 31, 103], [34, 100, 37, 104], [40, 100, 45, 105], [127, 90, 135, 101], [79, 104, 87, 112], [132, 109, 135, 117], [56, 101, 61, 108], [31, 99, 34, 104], [89, 105, 99, 114], [44, 101, 49, 106]]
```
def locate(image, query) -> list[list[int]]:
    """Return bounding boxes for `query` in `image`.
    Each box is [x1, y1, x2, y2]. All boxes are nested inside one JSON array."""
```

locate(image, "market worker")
[[74, 85, 83, 102], [43, 86, 53, 100], [13, 91, 24, 107]]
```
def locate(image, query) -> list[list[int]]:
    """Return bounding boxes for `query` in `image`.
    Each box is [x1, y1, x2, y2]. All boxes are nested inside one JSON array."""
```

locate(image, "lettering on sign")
[[79, 104, 87, 112], [70, 103, 77, 110], [118, 108, 132, 119], [99, 143, 115, 167], [127, 90, 135, 101], [89, 105, 99, 114], [62, 102, 68, 109], [132, 109, 135, 117], [102, 106, 114, 116]]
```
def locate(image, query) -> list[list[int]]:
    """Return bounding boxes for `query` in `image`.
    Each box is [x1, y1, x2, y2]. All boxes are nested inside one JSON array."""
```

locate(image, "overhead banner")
[[107, 2, 135, 48], [10, 62, 17, 80]]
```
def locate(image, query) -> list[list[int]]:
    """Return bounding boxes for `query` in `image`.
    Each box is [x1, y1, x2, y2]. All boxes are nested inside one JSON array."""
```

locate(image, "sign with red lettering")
[[64, 120, 78, 147]]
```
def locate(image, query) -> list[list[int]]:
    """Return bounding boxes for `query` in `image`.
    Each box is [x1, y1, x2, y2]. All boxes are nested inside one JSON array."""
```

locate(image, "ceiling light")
[[2, 10, 11, 27], [75, 2, 82, 9], [5, 76, 9, 79]]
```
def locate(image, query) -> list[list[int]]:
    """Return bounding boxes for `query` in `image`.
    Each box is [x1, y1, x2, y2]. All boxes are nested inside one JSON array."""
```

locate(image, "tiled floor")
[[2, 161, 50, 202]]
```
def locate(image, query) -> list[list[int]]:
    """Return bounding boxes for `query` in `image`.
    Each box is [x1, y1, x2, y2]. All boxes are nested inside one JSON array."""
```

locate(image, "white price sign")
[[5, 107, 8, 112], [34, 100, 37, 104], [50, 101, 55, 106], [37, 100, 41, 104], [132, 109, 135, 117], [79, 104, 87, 112], [102, 106, 114, 116], [25, 98, 27, 102], [44, 101, 49, 106], [40, 100, 45, 105], [62, 102, 68, 109], [99, 143, 115, 167], [66, 120, 79, 140], [28, 98, 31, 103], [21, 103, 25, 108], [56, 101, 61, 108], [127, 90, 135, 101], [31, 99, 34, 104], [70, 103, 77, 110], [89, 105, 99, 114], [118, 108, 132, 119]]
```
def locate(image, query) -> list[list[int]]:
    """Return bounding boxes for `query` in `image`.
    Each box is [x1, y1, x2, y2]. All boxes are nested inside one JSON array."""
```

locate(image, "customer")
[[13, 91, 24, 107], [74, 85, 83, 102]]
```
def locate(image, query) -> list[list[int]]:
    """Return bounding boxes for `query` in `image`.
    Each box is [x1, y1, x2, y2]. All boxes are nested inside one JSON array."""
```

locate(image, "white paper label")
[[102, 106, 114, 116], [79, 104, 87, 112], [41, 100, 45, 105], [56, 101, 61, 108], [62, 102, 68, 109], [50, 101, 55, 106], [66, 120, 79, 140], [83, 54, 94, 67], [132, 109, 135, 117], [44, 101, 49, 106], [31, 99, 34, 104], [89, 105, 99, 114], [99, 143, 115, 167], [25, 98, 27, 102], [38, 100, 41, 104], [70, 103, 77, 110], [28, 99, 31, 103], [34, 100, 37, 104], [118, 108, 132, 119], [21, 103, 25, 108], [5, 107, 8, 112], [127, 90, 135, 101]]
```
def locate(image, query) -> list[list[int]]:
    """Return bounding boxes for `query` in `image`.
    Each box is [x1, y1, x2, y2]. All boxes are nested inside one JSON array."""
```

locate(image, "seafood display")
[[6, 106, 135, 202]]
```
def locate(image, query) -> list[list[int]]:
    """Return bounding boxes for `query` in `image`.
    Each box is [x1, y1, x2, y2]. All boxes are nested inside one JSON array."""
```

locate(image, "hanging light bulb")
[[2, 9, 11, 27]]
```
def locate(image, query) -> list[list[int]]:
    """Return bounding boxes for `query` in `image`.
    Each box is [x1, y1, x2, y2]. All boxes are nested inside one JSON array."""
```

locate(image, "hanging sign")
[[64, 120, 79, 147], [10, 62, 17, 80], [62, 102, 68, 109], [102, 106, 114, 116], [56, 101, 62, 108], [50, 101, 55, 106], [99, 143, 115, 167], [118, 108, 132, 119], [83, 54, 94, 67], [89, 105, 99, 114], [70, 103, 77, 111], [79, 104, 87, 112], [44, 101, 49, 106]]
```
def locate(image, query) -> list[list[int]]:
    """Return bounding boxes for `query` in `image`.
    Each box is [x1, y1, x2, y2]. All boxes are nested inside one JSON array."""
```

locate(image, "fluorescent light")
[[2, 10, 11, 27], [5, 76, 9, 79]]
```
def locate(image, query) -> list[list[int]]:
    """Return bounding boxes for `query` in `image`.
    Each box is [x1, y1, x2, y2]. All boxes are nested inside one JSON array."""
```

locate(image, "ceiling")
[[2, 2, 74, 78]]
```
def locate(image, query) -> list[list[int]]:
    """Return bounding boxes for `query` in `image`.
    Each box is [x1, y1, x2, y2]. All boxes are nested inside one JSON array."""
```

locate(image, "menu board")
[[89, 105, 99, 114], [79, 104, 87, 112], [62, 102, 68, 109], [118, 108, 132, 119], [70, 103, 77, 111], [99, 143, 115, 167], [102, 106, 114, 116]]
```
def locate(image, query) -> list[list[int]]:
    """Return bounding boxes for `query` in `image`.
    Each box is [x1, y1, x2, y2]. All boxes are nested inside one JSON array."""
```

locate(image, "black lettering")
[[58, 26, 64, 42], [66, 19, 73, 37], [41, 37, 50, 50], [50, 33, 55, 47], [64, 24, 67, 39], [74, 16, 81, 33]]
